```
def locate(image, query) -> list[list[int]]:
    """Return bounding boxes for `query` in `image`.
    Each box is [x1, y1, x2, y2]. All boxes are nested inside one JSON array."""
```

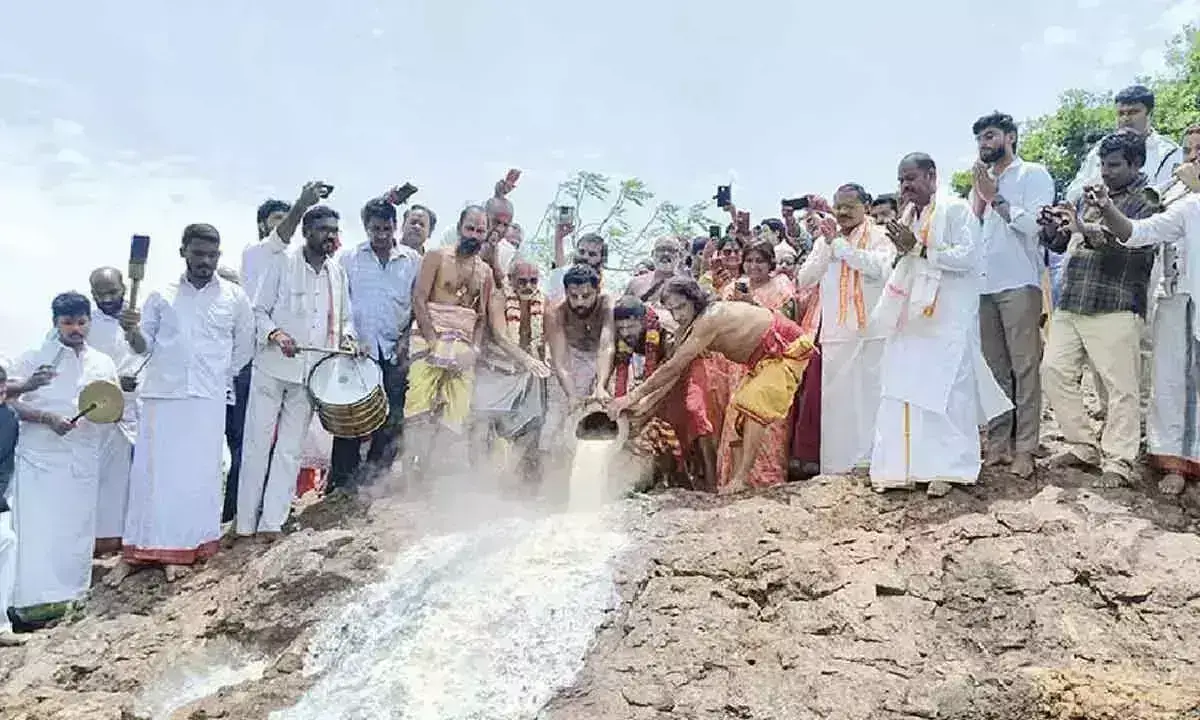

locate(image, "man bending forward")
[[607, 278, 815, 492]]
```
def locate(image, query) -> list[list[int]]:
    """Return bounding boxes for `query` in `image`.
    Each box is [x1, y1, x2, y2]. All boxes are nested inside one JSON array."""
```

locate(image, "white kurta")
[[125, 276, 254, 564], [12, 338, 117, 607], [87, 310, 143, 541], [794, 221, 894, 473], [1125, 195, 1200, 474], [869, 193, 1012, 490]]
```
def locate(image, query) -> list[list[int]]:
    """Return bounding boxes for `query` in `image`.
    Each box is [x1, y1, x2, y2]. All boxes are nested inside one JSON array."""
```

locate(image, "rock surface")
[[543, 475, 1200, 720], [3, 453, 1200, 719]]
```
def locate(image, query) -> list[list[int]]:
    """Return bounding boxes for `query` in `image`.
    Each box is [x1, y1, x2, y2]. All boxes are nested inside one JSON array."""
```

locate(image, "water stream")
[[271, 502, 630, 720]]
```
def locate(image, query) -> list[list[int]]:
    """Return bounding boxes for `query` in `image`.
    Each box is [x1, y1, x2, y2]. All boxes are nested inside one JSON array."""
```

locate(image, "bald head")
[[89, 266, 126, 317]]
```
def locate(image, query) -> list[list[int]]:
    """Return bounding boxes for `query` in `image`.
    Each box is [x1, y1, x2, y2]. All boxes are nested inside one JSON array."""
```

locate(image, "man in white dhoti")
[[87, 267, 143, 555], [869, 153, 1012, 497], [1091, 126, 1200, 495], [111, 224, 253, 584], [793, 183, 895, 475], [8, 292, 118, 625], [0, 363, 28, 645], [239, 205, 356, 540]]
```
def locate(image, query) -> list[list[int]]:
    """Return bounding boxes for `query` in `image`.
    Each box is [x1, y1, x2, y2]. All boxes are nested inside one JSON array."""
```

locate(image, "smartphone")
[[715, 185, 732, 209], [735, 210, 750, 235], [506, 169, 521, 187], [708, 224, 722, 240], [781, 197, 809, 211], [318, 183, 334, 198], [557, 205, 574, 225], [129, 234, 151, 263], [392, 182, 418, 204], [735, 280, 750, 293]]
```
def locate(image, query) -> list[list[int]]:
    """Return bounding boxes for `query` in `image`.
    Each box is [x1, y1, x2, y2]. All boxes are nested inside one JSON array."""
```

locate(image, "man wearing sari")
[[793, 184, 895, 475], [608, 278, 814, 493], [717, 241, 797, 489]]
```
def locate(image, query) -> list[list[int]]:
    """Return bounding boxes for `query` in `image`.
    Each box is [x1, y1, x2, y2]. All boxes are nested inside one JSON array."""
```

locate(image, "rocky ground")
[[4, 407, 1200, 719]]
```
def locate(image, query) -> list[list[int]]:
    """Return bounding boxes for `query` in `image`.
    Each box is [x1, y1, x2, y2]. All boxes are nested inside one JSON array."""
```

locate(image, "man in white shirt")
[[86, 267, 144, 555], [239, 205, 356, 540], [969, 112, 1056, 478], [9, 293, 118, 620], [793, 184, 895, 476], [111, 225, 253, 584], [870, 153, 1012, 497], [329, 198, 420, 491], [225, 185, 326, 523]]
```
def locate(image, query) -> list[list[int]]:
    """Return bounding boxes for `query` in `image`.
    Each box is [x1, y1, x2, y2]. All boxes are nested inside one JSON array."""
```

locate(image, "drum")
[[306, 353, 388, 438]]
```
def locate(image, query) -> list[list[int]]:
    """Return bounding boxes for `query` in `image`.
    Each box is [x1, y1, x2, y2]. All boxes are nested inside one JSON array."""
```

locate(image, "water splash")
[[272, 506, 629, 720], [136, 639, 267, 719]]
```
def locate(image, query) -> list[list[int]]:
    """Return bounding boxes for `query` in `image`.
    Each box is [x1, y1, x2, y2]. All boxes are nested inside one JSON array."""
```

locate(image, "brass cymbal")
[[74, 380, 125, 424]]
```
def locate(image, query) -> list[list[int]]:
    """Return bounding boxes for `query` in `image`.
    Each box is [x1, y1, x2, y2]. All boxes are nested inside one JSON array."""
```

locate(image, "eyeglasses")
[[515, 277, 539, 286]]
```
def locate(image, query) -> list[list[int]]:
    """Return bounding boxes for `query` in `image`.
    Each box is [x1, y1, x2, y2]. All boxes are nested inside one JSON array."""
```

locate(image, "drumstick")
[[69, 403, 97, 424], [296, 345, 356, 356]]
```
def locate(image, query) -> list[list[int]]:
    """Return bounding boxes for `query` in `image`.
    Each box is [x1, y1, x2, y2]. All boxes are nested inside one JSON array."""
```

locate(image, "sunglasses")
[[515, 277, 539, 286]]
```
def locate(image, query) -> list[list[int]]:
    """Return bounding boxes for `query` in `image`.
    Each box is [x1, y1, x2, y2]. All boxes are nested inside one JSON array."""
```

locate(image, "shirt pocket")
[[203, 301, 235, 340]]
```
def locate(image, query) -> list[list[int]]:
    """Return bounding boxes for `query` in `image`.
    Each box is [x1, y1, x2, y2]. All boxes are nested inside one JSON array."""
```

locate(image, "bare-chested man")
[[607, 277, 815, 493], [404, 205, 494, 479], [542, 265, 615, 462]]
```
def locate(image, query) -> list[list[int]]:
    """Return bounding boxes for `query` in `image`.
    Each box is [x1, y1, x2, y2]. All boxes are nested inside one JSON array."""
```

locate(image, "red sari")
[[789, 284, 822, 468], [716, 274, 797, 490]]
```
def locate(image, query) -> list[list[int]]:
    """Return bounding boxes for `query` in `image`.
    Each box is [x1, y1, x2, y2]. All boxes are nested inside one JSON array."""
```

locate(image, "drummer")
[[6, 292, 118, 630], [238, 204, 359, 542]]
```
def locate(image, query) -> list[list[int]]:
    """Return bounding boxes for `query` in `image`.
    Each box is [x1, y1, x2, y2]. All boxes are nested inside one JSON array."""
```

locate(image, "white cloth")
[[973, 158, 1056, 294], [138, 276, 254, 401], [1127, 194, 1200, 338], [11, 339, 117, 607], [88, 311, 142, 541], [496, 239, 519, 276], [0, 511, 14, 633], [237, 372, 313, 535], [252, 247, 355, 385], [1146, 294, 1200, 470], [868, 193, 1012, 489], [1065, 129, 1182, 204], [794, 221, 894, 472], [240, 229, 287, 300], [123, 397, 225, 563]]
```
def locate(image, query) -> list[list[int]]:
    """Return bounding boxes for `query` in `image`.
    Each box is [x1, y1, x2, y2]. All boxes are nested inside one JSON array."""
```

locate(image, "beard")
[[95, 299, 123, 317], [979, 146, 1005, 164], [570, 301, 596, 317], [458, 236, 482, 254]]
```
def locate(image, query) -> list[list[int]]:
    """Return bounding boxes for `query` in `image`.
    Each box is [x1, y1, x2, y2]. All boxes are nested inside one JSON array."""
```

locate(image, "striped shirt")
[[339, 242, 421, 362]]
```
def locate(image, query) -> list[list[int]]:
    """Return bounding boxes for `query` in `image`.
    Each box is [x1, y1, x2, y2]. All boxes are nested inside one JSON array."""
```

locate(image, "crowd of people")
[[1, 82, 1198, 650]]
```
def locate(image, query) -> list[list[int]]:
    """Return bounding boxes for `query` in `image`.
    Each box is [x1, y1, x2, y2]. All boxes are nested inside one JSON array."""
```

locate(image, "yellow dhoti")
[[729, 313, 815, 428], [404, 303, 478, 433]]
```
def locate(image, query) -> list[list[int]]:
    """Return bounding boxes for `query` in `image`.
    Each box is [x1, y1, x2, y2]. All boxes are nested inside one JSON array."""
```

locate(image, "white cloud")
[[0, 120, 249, 358], [1159, 0, 1200, 30], [50, 118, 84, 137], [1042, 26, 1079, 47], [1102, 36, 1137, 67]]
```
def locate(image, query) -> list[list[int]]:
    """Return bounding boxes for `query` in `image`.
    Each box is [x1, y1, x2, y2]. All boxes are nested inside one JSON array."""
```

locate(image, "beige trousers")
[[980, 286, 1043, 454], [1042, 310, 1142, 477]]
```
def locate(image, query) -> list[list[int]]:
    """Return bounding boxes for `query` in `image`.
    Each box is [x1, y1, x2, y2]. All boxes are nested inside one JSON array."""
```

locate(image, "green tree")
[[521, 171, 721, 286], [952, 25, 1200, 196]]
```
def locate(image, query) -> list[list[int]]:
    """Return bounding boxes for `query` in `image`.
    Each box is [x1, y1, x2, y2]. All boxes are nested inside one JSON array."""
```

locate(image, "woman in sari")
[[716, 240, 798, 490], [698, 235, 744, 296]]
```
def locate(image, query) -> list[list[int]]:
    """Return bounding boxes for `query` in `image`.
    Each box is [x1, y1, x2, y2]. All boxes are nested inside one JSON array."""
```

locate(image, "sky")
[[0, 0, 1197, 356]]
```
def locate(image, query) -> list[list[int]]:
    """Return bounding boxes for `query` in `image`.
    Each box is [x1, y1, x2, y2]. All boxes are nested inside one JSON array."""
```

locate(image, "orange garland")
[[913, 202, 938, 318]]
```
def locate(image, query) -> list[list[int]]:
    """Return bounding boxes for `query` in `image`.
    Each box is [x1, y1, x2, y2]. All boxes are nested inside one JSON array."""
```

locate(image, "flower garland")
[[504, 286, 544, 353], [614, 306, 662, 397]]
